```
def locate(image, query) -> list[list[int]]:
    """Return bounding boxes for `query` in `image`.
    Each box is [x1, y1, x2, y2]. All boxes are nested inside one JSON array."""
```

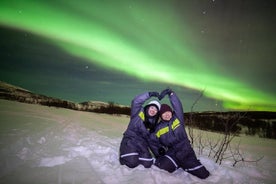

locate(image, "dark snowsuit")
[[119, 92, 158, 168], [150, 92, 210, 179]]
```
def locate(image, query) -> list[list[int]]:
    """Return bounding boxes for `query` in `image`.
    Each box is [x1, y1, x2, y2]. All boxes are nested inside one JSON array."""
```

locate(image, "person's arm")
[[160, 88, 184, 123], [130, 91, 159, 118], [169, 92, 184, 123], [148, 134, 165, 157]]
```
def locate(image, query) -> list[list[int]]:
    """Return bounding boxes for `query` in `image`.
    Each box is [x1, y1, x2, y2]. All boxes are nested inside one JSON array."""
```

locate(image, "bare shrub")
[[187, 90, 263, 166]]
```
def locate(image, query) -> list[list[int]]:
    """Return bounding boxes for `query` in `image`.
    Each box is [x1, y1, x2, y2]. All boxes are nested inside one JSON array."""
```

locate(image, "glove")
[[158, 88, 172, 100], [149, 91, 159, 97], [158, 146, 168, 156]]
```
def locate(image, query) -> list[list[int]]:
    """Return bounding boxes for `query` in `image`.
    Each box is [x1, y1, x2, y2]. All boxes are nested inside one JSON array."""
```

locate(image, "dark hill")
[[0, 81, 129, 114]]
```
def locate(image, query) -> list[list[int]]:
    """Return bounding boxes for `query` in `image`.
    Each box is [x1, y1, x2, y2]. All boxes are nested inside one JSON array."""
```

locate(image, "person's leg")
[[138, 155, 154, 168], [119, 138, 139, 168], [120, 152, 139, 168], [176, 150, 210, 179], [154, 154, 178, 173], [184, 164, 210, 179], [138, 152, 154, 168]]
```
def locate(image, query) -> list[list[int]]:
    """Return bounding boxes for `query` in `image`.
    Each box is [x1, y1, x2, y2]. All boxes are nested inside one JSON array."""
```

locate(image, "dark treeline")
[[91, 103, 276, 139], [184, 111, 276, 139], [91, 101, 131, 115], [0, 91, 81, 110]]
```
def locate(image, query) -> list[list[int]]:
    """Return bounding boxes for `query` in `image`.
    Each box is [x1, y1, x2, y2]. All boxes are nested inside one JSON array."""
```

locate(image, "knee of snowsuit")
[[176, 149, 210, 179], [119, 137, 153, 168], [154, 154, 178, 173], [120, 154, 139, 168]]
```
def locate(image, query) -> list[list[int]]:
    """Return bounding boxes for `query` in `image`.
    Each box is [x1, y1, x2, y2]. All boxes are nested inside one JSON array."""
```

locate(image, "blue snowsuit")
[[150, 92, 210, 179], [119, 92, 158, 168]]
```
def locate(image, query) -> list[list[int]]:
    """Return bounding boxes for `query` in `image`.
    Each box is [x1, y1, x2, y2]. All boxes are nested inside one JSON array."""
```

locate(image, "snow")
[[0, 99, 275, 184]]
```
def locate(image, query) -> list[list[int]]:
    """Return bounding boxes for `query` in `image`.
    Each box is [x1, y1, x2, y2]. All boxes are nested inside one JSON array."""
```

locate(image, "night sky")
[[0, 0, 275, 112]]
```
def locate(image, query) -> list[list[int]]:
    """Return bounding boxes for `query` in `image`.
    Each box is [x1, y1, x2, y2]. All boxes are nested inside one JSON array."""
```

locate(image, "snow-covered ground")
[[0, 99, 275, 184]]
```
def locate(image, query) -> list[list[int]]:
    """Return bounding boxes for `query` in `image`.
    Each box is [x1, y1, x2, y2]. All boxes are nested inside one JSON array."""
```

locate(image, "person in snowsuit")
[[119, 91, 161, 168], [150, 88, 210, 179]]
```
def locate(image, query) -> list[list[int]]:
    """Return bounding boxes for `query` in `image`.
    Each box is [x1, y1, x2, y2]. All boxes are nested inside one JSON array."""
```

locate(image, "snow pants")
[[155, 146, 210, 179], [119, 137, 154, 168]]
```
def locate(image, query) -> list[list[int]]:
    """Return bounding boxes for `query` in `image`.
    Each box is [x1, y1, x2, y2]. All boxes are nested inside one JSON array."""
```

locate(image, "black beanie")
[[159, 104, 172, 115]]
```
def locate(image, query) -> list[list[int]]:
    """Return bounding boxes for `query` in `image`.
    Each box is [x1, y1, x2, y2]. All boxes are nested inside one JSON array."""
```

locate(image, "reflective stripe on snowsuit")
[[120, 152, 154, 162], [155, 119, 180, 138], [184, 165, 204, 172]]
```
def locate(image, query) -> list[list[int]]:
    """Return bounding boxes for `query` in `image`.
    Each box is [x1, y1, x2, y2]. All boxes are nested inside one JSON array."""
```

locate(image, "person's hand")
[[148, 91, 159, 97], [158, 146, 168, 156], [158, 88, 172, 100]]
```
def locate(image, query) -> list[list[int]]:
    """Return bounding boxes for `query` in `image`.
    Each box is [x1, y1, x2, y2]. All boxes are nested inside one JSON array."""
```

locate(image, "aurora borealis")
[[0, 0, 275, 111]]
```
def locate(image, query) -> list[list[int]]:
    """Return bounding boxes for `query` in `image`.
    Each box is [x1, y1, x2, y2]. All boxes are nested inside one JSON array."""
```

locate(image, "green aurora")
[[0, 0, 275, 111]]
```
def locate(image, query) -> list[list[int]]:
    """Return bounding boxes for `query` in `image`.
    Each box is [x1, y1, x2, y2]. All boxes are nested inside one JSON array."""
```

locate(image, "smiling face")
[[161, 111, 172, 121], [148, 105, 158, 117]]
